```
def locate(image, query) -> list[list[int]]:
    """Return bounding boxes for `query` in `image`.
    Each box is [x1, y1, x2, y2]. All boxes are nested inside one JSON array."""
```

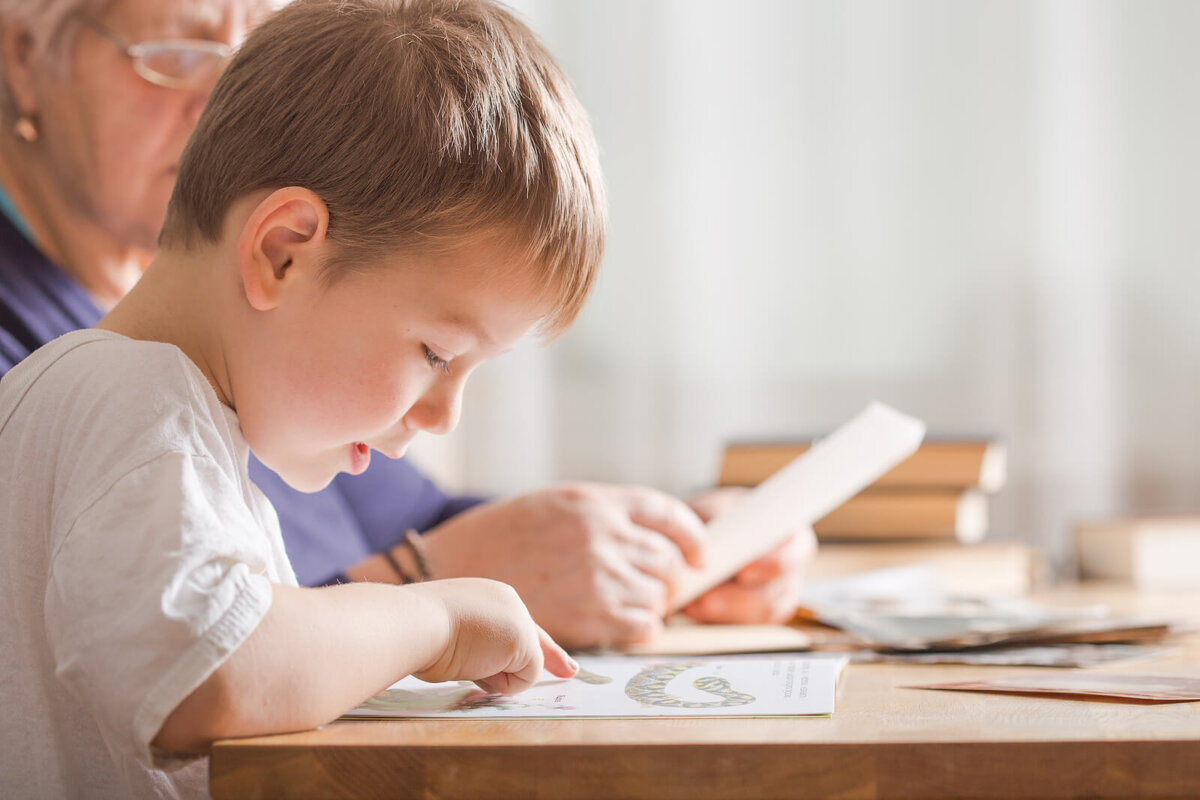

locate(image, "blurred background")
[[406, 0, 1200, 574]]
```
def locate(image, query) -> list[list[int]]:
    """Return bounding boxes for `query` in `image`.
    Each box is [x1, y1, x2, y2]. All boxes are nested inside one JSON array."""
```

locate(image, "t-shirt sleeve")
[[43, 450, 276, 770]]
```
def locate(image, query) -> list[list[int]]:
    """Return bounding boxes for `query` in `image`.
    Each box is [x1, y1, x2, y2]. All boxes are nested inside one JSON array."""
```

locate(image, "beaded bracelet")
[[401, 528, 433, 582], [382, 544, 417, 584]]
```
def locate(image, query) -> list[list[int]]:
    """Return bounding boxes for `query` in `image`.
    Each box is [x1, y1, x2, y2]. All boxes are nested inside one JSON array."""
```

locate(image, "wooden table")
[[209, 584, 1200, 799]]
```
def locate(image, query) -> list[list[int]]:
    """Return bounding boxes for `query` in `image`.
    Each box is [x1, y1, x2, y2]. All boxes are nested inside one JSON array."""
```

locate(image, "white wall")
[[407, 0, 1200, 573]]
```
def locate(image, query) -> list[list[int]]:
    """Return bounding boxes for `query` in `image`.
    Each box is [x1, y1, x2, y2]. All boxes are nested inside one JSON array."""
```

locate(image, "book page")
[[672, 402, 926, 610], [343, 654, 850, 719]]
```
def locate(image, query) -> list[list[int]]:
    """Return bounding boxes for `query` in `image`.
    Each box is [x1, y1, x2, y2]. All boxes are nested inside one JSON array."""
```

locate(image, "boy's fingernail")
[[567, 657, 579, 671]]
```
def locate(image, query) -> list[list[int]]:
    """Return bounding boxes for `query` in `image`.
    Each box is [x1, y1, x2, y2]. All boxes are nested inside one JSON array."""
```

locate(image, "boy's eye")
[[423, 345, 452, 375]]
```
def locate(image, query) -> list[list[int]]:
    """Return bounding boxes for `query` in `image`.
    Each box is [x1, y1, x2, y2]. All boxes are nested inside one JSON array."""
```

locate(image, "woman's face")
[[30, 0, 262, 250]]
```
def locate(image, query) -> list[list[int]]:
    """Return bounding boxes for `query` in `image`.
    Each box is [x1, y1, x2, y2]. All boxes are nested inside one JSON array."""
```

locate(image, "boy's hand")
[[411, 578, 577, 694], [419, 484, 707, 650], [474, 627, 575, 695]]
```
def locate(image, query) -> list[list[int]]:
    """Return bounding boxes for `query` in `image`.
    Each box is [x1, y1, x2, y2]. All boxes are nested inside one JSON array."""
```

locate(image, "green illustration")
[[573, 666, 614, 685], [624, 662, 757, 708]]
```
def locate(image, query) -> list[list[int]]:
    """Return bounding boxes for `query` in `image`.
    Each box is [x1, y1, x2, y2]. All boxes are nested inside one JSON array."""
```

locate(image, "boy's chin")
[[276, 466, 338, 494]]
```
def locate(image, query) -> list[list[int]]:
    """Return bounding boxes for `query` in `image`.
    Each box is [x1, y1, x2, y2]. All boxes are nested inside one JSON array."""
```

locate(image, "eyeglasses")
[[75, 14, 232, 90]]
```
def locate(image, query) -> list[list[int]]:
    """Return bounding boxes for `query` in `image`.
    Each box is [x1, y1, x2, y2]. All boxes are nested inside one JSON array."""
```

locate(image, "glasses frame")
[[74, 14, 232, 90]]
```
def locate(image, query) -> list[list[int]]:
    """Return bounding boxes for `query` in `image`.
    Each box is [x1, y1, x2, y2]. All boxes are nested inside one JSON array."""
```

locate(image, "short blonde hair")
[[162, 0, 606, 335]]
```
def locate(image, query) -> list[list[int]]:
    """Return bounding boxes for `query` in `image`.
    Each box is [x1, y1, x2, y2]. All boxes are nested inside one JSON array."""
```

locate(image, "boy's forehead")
[[347, 246, 550, 343], [387, 231, 538, 282]]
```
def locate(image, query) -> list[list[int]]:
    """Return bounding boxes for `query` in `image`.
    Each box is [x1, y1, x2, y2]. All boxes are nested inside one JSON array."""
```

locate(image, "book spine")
[[812, 489, 988, 543], [720, 441, 1005, 492]]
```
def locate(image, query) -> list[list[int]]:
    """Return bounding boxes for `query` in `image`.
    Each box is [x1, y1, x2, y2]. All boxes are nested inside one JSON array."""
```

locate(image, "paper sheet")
[[343, 654, 850, 719], [671, 402, 926, 610]]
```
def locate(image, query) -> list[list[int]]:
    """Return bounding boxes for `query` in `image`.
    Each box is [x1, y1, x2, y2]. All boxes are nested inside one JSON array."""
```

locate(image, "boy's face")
[[231, 239, 546, 493]]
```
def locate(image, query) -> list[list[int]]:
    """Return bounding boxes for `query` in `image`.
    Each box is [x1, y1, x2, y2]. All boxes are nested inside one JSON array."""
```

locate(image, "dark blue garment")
[[0, 212, 104, 367], [0, 211, 483, 585]]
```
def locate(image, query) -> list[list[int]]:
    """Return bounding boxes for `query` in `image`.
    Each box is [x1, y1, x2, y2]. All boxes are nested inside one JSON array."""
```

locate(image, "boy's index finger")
[[619, 487, 707, 569], [538, 626, 578, 679]]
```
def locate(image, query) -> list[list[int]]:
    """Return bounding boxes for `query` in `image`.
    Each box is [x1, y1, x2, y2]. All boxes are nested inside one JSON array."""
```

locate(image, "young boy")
[[0, 0, 605, 796]]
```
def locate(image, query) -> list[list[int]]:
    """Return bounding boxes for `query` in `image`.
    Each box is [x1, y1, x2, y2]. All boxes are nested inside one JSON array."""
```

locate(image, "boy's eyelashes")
[[422, 344, 453, 375]]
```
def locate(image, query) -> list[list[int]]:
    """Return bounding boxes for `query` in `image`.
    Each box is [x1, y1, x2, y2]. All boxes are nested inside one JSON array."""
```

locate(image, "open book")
[[343, 654, 850, 719]]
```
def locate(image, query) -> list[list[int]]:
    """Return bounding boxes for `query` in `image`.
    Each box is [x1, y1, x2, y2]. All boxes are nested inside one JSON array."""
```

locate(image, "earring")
[[13, 116, 38, 143]]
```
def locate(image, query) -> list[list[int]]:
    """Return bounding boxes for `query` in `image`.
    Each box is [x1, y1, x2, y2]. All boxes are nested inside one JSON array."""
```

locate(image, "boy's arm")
[[153, 579, 575, 753]]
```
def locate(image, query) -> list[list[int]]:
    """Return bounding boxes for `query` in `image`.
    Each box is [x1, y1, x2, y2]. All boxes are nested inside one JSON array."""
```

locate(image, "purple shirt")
[[0, 212, 483, 585]]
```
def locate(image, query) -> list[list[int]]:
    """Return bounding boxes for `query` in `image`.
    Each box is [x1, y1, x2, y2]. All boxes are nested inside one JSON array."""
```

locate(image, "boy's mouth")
[[349, 442, 371, 475]]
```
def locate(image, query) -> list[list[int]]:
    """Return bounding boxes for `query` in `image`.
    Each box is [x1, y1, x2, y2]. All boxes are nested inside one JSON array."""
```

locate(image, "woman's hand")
[[420, 484, 707, 649], [681, 487, 817, 624]]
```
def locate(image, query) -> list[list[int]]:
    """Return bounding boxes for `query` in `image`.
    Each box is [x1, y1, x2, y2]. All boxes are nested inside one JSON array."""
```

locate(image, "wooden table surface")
[[209, 584, 1200, 799]]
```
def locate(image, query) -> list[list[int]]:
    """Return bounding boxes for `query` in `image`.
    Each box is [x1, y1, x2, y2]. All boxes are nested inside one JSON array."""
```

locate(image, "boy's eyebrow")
[[436, 316, 497, 349]]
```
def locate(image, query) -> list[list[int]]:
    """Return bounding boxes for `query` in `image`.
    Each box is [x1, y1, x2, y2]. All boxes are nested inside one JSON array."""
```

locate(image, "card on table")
[[907, 672, 1200, 702], [671, 402, 925, 611], [857, 643, 1175, 668]]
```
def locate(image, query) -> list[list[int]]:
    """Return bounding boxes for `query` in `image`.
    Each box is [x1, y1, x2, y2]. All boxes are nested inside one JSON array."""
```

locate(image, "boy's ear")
[[237, 187, 329, 311]]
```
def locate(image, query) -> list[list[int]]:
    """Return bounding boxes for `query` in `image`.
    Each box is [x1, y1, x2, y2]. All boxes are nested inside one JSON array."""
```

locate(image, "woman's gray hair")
[[0, 0, 110, 60], [0, 0, 283, 125], [0, 0, 111, 122]]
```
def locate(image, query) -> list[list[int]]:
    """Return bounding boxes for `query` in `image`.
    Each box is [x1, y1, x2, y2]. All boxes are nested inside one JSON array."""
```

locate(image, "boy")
[[0, 0, 604, 796]]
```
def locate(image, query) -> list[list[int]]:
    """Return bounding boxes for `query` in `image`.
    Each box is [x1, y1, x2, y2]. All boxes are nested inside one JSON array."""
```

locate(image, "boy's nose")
[[408, 383, 463, 436]]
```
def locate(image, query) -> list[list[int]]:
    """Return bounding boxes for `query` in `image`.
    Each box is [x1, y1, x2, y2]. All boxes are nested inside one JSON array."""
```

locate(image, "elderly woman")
[[0, 0, 813, 649]]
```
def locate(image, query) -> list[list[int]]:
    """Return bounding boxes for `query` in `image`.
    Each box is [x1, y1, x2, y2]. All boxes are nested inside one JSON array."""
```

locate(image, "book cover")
[[719, 439, 1006, 493]]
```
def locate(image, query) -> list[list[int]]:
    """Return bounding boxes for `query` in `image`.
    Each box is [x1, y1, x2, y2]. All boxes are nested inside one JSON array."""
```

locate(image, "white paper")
[[343, 654, 850, 719], [800, 564, 947, 606], [672, 402, 926, 610], [617, 622, 813, 656]]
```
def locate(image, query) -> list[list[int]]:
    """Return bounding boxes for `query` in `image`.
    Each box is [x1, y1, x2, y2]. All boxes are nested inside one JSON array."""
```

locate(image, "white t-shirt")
[[0, 329, 298, 799]]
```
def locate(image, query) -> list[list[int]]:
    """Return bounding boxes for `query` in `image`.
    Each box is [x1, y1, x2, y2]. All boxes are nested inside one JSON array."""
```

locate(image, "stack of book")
[[719, 438, 1006, 542], [718, 437, 1031, 593], [1075, 517, 1200, 589]]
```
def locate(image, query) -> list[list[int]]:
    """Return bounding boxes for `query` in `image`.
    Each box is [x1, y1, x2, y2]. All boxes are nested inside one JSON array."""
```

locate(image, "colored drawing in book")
[[344, 654, 848, 719], [625, 662, 757, 708]]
